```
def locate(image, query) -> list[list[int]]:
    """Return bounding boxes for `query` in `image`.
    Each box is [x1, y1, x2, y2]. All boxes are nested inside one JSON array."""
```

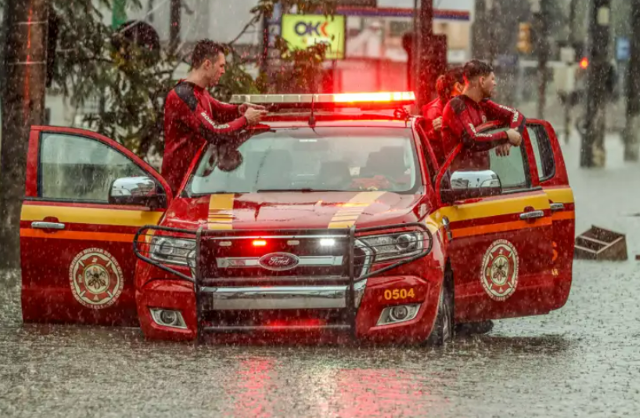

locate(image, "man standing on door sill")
[[162, 39, 266, 195]]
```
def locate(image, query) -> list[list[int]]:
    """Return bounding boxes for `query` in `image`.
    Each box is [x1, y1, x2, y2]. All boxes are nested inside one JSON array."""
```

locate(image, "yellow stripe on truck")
[[208, 194, 235, 230], [544, 187, 574, 204], [21, 204, 163, 226], [328, 191, 386, 229]]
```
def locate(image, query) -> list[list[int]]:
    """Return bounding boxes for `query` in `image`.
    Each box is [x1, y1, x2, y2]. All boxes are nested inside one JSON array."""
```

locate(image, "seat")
[[361, 147, 406, 179], [317, 161, 352, 189], [255, 150, 293, 190]]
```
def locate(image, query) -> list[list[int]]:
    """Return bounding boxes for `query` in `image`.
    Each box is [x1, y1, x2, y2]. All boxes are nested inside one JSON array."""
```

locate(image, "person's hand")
[[495, 143, 512, 157], [244, 108, 267, 125], [432, 117, 443, 132], [239, 102, 266, 114], [506, 129, 522, 146]]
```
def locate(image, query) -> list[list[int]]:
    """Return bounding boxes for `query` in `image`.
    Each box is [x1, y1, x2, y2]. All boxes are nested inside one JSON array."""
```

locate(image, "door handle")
[[31, 221, 66, 230], [550, 203, 565, 212], [519, 210, 545, 220]]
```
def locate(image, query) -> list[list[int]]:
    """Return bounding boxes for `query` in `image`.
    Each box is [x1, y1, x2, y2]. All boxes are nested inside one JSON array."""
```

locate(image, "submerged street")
[[0, 134, 639, 417]]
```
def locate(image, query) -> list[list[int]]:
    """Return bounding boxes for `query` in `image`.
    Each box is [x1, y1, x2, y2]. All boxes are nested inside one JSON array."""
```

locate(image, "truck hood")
[[161, 191, 426, 231]]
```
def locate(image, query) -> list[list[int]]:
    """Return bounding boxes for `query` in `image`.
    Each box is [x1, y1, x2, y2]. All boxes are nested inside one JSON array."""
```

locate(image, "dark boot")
[[455, 320, 494, 336]]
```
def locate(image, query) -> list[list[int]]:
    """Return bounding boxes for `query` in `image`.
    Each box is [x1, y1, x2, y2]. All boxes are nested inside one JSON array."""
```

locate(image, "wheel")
[[427, 267, 454, 346]]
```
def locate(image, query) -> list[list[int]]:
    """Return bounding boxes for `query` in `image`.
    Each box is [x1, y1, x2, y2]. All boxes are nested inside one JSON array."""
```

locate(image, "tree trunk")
[[0, 0, 48, 269], [624, 0, 640, 162], [581, 0, 611, 168]]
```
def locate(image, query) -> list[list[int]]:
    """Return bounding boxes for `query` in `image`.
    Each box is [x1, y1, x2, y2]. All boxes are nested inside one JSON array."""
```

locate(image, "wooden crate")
[[574, 226, 628, 261]]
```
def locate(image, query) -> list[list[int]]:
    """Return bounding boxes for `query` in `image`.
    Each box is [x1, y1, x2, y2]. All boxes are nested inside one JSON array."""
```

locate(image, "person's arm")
[[171, 85, 247, 141], [422, 105, 441, 140], [446, 98, 509, 149], [205, 94, 243, 121], [482, 100, 526, 133]]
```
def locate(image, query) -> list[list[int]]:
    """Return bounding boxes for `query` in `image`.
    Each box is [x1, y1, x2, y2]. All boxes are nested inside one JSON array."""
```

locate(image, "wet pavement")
[[1, 134, 639, 417]]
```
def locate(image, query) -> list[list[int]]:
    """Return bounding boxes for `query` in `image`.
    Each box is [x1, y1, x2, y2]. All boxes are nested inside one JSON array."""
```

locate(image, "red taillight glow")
[[333, 92, 416, 103], [252, 240, 267, 247]]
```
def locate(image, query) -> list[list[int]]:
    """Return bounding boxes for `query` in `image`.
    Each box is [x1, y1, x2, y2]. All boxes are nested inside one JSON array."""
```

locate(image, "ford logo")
[[258, 252, 300, 271]]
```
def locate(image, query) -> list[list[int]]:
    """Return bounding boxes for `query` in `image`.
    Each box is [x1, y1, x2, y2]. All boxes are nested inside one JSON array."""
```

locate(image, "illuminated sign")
[[281, 14, 346, 60]]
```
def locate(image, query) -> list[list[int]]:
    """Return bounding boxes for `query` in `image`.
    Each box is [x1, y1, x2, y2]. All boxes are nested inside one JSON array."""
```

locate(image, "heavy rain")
[[1, 0, 639, 417]]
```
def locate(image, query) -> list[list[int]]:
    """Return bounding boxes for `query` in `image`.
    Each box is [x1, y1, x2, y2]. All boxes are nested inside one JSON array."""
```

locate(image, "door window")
[[39, 133, 148, 202], [527, 126, 556, 181], [447, 128, 531, 193]]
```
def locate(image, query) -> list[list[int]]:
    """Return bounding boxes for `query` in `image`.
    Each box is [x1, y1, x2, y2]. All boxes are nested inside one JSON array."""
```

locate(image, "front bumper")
[[134, 223, 439, 343]]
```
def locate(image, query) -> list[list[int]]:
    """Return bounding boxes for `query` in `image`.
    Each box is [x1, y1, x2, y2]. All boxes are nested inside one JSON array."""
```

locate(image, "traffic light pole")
[[623, 0, 640, 162], [581, 0, 611, 168]]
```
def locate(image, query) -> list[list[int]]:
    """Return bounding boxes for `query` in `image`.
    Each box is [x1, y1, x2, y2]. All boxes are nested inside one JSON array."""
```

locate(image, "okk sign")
[[281, 14, 346, 60]]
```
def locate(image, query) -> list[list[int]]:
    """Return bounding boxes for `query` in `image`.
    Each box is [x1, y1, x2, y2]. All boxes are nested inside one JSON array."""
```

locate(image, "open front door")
[[20, 126, 172, 326], [434, 124, 556, 323]]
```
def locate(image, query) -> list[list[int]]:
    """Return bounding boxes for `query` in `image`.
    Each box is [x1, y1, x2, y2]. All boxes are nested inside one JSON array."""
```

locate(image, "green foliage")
[[48, 0, 335, 161]]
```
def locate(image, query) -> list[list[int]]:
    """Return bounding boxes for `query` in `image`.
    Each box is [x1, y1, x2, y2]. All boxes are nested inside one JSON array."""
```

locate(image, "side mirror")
[[108, 176, 166, 209], [440, 169, 502, 204]]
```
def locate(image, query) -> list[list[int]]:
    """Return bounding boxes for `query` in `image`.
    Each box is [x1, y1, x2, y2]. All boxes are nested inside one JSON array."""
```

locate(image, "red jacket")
[[441, 95, 525, 161], [162, 81, 247, 194], [421, 98, 445, 141]]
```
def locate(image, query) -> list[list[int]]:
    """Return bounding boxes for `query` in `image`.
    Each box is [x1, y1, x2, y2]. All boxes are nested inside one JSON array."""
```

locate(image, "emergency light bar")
[[230, 92, 416, 109]]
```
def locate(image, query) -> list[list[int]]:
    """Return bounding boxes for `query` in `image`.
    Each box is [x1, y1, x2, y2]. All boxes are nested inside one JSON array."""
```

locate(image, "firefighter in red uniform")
[[421, 67, 464, 163], [162, 40, 266, 194], [441, 60, 526, 336], [442, 60, 525, 162]]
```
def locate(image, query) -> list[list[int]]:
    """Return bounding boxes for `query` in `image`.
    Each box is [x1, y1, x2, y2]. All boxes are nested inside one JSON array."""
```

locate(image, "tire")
[[427, 267, 454, 346]]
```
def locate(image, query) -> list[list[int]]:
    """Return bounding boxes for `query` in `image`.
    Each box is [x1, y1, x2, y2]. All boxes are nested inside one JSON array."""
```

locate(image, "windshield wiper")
[[256, 188, 345, 193]]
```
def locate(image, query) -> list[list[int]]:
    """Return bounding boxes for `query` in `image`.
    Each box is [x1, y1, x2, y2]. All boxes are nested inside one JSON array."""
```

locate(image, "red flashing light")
[[333, 92, 416, 103], [580, 57, 589, 69], [252, 240, 267, 247]]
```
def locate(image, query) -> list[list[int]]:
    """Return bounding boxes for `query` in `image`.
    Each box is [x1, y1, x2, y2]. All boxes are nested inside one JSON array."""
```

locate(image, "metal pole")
[[623, 0, 640, 162], [170, 0, 181, 51], [536, 0, 550, 119], [0, 0, 48, 269], [581, 0, 611, 168], [417, 0, 434, 110]]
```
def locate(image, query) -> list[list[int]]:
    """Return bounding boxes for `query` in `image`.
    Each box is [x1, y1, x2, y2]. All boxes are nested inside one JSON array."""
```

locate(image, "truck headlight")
[[358, 231, 428, 262], [150, 237, 196, 266]]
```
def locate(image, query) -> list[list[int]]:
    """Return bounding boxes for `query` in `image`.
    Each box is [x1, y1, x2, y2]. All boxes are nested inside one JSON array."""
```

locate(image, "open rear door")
[[20, 126, 172, 325], [526, 120, 575, 309]]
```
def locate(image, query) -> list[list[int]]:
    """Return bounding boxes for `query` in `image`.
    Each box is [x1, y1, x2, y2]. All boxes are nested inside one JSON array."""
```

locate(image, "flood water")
[[1, 135, 639, 417]]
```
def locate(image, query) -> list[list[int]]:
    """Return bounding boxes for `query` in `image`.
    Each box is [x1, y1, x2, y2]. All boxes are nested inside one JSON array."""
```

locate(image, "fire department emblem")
[[69, 248, 123, 309], [480, 240, 519, 301]]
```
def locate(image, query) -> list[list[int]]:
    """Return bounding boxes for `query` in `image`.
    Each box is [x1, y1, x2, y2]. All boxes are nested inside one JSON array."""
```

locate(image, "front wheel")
[[426, 268, 454, 346]]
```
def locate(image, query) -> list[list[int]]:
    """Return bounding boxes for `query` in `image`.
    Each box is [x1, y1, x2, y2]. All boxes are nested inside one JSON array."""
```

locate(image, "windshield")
[[185, 127, 421, 195]]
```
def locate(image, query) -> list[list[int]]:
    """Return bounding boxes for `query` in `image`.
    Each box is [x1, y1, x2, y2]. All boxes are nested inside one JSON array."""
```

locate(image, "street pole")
[[417, 0, 434, 110], [170, 0, 181, 52], [623, 0, 640, 162], [0, 0, 48, 269], [535, 0, 550, 119], [581, 0, 611, 168], [564, 0, 579, 144]]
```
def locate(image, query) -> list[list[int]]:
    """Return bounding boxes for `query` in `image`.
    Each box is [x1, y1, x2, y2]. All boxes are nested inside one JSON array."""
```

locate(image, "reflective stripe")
[[328, 191, 386, 229], [20, 229, 134, 242], [20, 204, 163, 226], [208, 194, 235, 230]]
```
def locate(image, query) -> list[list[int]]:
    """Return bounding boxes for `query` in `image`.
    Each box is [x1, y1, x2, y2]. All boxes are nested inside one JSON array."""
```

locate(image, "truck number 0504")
[[384, 288, 415, 300]]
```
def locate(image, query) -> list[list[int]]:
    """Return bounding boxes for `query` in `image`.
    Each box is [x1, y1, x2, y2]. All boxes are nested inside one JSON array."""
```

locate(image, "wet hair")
[[436, 67, 465, 103], [463, 60, 494, 83], [191, 40, 226, 69]]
